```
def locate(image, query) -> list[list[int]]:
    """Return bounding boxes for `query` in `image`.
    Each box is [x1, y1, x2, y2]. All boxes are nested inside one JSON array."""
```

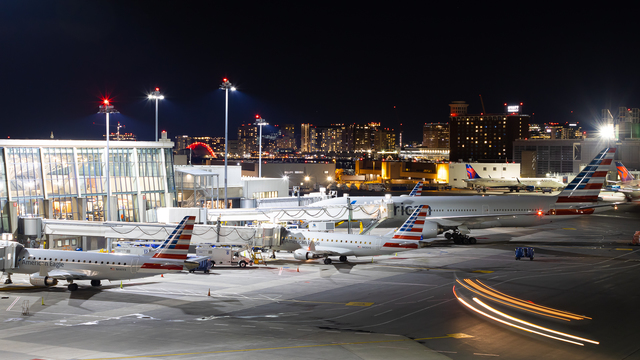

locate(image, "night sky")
[[2, 2, 639, 143]]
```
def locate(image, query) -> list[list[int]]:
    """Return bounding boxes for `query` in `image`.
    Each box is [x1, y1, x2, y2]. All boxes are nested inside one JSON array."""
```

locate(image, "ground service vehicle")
[[196, 246, 252, 267]]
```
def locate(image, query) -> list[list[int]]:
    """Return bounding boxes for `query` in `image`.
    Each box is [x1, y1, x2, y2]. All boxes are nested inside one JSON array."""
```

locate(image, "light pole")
[[219, 78, 236, 208], [254, 115, 268, 177], [98, 99, 118, 251], [148, 87, 164, 142]]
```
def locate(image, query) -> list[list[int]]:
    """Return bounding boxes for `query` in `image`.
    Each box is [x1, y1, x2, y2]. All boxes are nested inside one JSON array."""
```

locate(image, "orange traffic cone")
[[161, 274, 164, 277], [297, 267, 299, 272], [208, 288, 211, 296]]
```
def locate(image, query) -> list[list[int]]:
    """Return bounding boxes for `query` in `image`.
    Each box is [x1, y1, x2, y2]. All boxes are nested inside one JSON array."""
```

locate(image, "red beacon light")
[[223, 78, 228, 82], [103, 99, 110, 105]]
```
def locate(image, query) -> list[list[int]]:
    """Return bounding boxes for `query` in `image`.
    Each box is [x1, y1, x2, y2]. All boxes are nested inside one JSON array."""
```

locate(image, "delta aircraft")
[[310, 148, 619, 245], [609, 162, 640, 191], [286, 205, 430, 264], [463, 164, 565, 192], [4, 216, 195, 291]]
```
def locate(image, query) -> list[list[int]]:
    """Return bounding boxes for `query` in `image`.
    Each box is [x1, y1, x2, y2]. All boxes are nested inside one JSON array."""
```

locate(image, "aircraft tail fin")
[[556, 148, 615, 203], [390, 205, 429, 241], [151, 216, 196, 260], [466, 164, 481, 179], [409, 181, 423, 196], [616, 161, 635, 182]]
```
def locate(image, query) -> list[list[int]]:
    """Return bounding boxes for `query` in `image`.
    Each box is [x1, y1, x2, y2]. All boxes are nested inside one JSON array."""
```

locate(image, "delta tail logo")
[[466, 164, 481, 179], [616, 162, 635, 182]]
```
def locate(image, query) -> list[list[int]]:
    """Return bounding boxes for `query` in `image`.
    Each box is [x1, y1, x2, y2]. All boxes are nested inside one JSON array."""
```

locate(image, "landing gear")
[[90, 280, 101, 287], [4, 274, 12, 284], [339, 256, 347, 262], [446, 231, 477, 245], [323, 258, 332, 265], [67, 283, 78, 291]]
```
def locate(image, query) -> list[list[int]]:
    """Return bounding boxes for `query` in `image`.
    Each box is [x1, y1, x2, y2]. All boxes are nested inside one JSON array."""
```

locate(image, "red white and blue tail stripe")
[[409, 182, 423, 196], [466, 164, 481, 179], [557, 148, 615, 203], [152, 216, 195, 260]]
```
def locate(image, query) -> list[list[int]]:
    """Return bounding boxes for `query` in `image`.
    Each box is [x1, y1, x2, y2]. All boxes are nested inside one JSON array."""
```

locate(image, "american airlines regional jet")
[[311, 148, 618, 245], [4, 215, 195, 291], [286, 205, 430, 264]]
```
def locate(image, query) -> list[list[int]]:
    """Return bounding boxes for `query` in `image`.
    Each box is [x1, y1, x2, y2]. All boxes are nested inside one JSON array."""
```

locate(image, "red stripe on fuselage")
[[391, 235, 422, 240], [383, 242, 419, 249], [140, 263, 184, 270], [152, 254, 188, 259]]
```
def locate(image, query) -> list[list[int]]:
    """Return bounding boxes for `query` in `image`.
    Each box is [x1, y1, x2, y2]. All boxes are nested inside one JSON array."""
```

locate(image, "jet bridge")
[[206, 199, 394, 226], [0, 241, 23, 273], [39, 219, 287, 248]]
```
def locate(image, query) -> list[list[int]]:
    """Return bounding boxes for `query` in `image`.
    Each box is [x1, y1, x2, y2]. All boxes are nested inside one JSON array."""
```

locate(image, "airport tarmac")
[[1, 206, 639, 360]]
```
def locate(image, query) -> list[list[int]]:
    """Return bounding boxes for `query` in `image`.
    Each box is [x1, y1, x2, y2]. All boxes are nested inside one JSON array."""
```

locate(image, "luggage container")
[[515, 247, 534, 260]]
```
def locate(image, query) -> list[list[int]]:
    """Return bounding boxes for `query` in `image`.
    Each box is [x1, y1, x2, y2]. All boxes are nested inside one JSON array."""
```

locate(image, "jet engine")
[[421, 221, 442, 239], [293, 249, 322, 260], [29, 274, 58, 287]]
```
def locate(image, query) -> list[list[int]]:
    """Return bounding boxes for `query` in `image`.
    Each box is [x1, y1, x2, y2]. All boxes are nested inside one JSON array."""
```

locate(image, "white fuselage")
[[14, 248, 181, 281], [313, 194, 606, 228], [280, 231, 408, 256], [464, 177, 564, 189]]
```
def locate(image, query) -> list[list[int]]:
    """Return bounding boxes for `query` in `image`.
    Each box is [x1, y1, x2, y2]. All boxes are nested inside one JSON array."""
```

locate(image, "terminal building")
[[0, 138, 176, 235]]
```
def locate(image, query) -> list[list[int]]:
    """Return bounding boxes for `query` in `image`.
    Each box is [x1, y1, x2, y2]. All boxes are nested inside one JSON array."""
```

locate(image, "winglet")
[[557, 148, 615, 203]]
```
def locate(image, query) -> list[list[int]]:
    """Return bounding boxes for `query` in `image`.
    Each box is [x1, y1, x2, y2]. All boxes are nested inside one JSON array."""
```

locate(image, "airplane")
[[3, 215, 195, 291], [402, 181, 423, 197], [309, 148, 619, 245], [285, 205, 430, 264], [463, 164, 566, 192]]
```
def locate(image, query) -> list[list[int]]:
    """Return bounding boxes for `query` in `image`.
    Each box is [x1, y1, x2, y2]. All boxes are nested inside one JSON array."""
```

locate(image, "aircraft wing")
[[39, 269, 89, 281]]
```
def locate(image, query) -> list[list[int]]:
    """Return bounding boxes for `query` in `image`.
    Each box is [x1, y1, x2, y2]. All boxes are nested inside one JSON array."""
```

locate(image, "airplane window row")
[[286, 236, 372, 245], [25, 256, 125, 265]]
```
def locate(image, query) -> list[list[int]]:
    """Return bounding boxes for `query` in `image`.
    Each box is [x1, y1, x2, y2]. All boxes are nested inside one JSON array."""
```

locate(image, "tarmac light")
[[453, 286, 595, 346]]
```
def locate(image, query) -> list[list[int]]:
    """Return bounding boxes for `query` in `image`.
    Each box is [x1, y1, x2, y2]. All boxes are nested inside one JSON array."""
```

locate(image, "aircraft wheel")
[[90, 280, 101, 287], [469, 237, 477, 245], [324, 258, 332, 265], [445, 233, 452, 240], [238, 261, 247, 268], [339, 256, 347, 262], [462, 237, 470, 245], [68, 283, 79, 291]]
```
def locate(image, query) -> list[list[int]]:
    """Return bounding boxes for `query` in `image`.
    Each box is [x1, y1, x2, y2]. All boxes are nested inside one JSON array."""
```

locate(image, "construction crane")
[[479, 94, 487, 115]]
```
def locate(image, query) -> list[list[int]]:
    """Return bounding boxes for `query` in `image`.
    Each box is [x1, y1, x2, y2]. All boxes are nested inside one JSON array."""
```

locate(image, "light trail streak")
[[453, 286, 585, 346], [473, 298, 599, 345]]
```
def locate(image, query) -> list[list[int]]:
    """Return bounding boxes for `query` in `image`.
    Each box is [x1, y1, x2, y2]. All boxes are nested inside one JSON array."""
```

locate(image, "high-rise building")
[[300, 124, 317, 152], [318, 124, 347, 152], [373, 127, 396, 151], [422, 123, 449, 148], [449, 101, 530, 162], [237, 124, 258, 156]]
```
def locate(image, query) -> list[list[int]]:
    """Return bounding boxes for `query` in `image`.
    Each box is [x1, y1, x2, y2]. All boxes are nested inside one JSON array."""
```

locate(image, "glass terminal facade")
[[0, 140, 176, 233]]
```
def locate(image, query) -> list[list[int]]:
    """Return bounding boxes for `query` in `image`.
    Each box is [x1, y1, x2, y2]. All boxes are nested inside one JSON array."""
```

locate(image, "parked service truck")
[[196, 246, 253, 268]]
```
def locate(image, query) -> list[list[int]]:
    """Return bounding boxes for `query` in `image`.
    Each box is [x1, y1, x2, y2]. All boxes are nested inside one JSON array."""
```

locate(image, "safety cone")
[[208, 288, 211, 296], [120, 281, 123, 289], [161, 274, 164, 277], [297, 267, 299, 272], [41, 297, 44, 306]]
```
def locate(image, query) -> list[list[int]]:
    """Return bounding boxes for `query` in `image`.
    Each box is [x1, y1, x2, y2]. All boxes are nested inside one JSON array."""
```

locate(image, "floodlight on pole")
[[98, 98, 118, 252], [148, 87, 164, 142], [254, 115, 268, 178], [219, 78, 236, 208]]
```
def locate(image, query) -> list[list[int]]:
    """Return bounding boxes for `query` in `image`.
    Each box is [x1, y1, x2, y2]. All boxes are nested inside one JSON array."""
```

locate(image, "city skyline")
[[2, 3, 639, 143]]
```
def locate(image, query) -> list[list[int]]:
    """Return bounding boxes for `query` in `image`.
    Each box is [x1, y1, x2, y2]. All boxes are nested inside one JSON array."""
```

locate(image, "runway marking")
[[615, 248, 633, 251], [374, 310, 392, 317], [6, 297, 19, 311], [269, 327, 283, 330], [345, 302, 374, 307], [472, 270, 494, 273], [81, 333, 463, 359], [474, 353, 499, 356]]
